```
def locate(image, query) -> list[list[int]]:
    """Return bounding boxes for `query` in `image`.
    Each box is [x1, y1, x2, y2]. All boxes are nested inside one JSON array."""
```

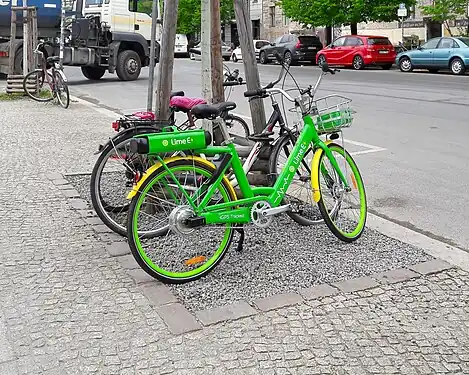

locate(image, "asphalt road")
[[64, 59, 469, 251]]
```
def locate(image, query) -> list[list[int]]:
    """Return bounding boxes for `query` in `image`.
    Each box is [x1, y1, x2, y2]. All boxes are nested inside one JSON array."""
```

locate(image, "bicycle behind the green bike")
[[125, 61, 367, 284]]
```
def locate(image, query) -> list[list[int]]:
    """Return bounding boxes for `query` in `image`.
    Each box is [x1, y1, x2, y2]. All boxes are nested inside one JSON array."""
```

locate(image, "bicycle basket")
[[312, 95, 354, 134]]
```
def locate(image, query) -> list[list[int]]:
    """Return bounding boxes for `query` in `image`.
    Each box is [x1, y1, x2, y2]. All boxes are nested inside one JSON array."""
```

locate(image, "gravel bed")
[[66, 173, 433, 313]]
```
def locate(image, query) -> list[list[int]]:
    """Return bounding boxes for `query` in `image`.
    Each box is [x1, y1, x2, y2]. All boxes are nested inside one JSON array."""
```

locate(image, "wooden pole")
[[154, 0, 179, 121], [201, 0, 212, 141], [233, 0, 266, 134], [210, 0, 224, 104], [23, 0, 29, 75], [147, 0, 161, 112], [8, 9, 17, 76]]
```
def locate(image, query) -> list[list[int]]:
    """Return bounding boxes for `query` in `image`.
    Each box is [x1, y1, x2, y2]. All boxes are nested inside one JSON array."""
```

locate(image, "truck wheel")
[[81, 66, 106, 80], [116, 50, 141, 81]]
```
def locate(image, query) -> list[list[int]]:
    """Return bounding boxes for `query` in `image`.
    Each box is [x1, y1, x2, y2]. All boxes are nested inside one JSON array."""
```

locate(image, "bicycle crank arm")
[[262, 204, 291, 217]]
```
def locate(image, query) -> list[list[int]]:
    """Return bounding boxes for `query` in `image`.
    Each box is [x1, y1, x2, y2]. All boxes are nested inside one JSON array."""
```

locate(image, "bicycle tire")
[[54, 70, 70, 108], [127, 157, 236, 284], [316, 143, 367, 242], [224, 114, 250, 138], [90, 130, 158, 236], [269, 132, 324, 225], [23, 70, 54, 102]]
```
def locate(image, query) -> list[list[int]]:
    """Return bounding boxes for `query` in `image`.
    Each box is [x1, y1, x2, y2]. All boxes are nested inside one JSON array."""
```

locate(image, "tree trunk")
[[325, 25, 332, 45], [210, 0, 224, 104], [350, 23, 358, 35], [233, 0, 266, 134], [444, 21, 452, 36]]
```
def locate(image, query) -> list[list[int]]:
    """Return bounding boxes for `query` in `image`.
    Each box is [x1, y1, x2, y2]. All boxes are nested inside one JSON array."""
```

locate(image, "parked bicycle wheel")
[[269, 132, 324, 225], [90, 130, 158, 236], [127, 157, 237, 284], [224, 114, 250, 138], [315, 143, 367, 242], [54, 70, 70, 109], [23, 70, 54, 102]]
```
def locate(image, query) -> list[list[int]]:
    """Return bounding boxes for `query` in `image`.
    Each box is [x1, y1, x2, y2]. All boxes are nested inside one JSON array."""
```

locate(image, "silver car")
[[189, 42, 232, 61]]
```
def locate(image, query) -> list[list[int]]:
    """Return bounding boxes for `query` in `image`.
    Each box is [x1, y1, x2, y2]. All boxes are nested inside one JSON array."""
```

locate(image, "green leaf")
[[280, 0, 417, 28]]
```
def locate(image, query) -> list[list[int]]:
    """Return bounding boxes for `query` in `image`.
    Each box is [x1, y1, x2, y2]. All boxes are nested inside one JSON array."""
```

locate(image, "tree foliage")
[[136, 0, 234, 35], [421, 0, 468, 36], [280, 0, 417, 28]]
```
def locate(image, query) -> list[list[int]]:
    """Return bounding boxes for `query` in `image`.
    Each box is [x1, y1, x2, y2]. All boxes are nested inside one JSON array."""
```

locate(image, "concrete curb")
[[47, 171, 468, 336]]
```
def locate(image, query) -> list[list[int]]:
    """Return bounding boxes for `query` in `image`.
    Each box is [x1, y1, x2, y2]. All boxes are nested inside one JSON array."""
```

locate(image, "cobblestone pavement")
[[0, 99, 469, 374]]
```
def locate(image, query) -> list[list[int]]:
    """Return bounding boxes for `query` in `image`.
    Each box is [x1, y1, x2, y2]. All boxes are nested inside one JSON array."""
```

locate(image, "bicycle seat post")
[[213, 117, 232, 145]]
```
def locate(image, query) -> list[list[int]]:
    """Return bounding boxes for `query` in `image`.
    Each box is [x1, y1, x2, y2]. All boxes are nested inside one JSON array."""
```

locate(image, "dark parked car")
[[258, 34, 323, 65]]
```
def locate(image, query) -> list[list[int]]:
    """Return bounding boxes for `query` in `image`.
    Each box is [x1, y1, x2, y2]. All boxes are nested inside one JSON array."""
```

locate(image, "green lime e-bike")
[[125, 61, 367, 284]]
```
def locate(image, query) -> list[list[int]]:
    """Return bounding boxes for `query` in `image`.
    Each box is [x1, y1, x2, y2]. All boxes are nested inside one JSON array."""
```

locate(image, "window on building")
[[252, 20, 260, 39], [269, 6, 275, 27]]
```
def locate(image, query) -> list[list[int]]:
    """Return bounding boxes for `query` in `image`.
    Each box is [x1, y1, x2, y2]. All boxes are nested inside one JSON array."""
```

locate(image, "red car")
[[316, 35, 396, 70]]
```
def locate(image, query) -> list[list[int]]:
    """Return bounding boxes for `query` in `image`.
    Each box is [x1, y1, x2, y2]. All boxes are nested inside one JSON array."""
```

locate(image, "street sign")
[[398, 7, 407, 17], [399, 3, 406, 9]]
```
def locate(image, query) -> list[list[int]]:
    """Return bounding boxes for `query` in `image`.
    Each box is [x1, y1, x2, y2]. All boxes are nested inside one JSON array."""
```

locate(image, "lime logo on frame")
[[162, 140, 169, 147]]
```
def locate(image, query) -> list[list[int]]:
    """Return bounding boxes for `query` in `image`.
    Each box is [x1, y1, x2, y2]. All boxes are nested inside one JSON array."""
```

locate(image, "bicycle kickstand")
[[234, 225, 245, 252]]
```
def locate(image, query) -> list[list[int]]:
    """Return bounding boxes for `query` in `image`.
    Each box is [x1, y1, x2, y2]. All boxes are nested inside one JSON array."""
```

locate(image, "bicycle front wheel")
[[269, 132, 324, 225], [316, 143, 367, 242], [23, 70, 54, 102], [54, 70, 70, 108], [127, 157, 236, 284]]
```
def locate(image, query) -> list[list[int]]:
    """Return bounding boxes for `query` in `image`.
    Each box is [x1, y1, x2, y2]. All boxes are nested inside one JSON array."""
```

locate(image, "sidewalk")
[[0, 97, 468, 375]]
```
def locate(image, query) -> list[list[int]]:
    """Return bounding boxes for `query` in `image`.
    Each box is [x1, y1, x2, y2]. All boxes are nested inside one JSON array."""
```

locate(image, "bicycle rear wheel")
[[316, 143, 367, 242], [127, 157, 236, 284], [23, 70, 54, 102], [54, 70, 70, 108]]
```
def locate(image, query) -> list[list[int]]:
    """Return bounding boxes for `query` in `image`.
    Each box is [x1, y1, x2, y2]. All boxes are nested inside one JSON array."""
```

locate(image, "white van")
[[174, 34, 189, 58]]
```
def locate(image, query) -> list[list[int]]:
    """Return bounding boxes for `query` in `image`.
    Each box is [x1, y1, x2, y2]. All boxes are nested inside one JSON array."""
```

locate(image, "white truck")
[[0, 0, 161, 80]]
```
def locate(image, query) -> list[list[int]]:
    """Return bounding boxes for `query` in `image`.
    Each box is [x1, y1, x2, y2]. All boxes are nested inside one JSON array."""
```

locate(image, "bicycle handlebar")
[[243, 61, 340, 103]]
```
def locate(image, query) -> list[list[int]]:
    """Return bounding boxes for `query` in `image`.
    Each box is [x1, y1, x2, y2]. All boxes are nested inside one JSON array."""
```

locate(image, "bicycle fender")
[[126, 156, 237, 200], [311, 140, 332, 203], [56, 69, 67, 82]]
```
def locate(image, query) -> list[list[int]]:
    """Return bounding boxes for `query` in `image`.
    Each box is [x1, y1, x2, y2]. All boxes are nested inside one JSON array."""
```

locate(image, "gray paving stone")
[[68, 198, 89, 210], [372, 268, 420, 284], [332, 276, 379, 293], [45, 172, 63, 180], [84, 217, 104, 226], [91, 224, 113, 234], [127, 269, 156, 285], [156, 303, 202, 335], [76, 209, 97, 218], [56, 183, 74, 190], [105, 242, 131, 257], [0, 318, 14, 363], [195, 301, 257, 326], [300, 284, 339, 300], [254, 293, 303, 312], [410, 259, 453, 275], [142, 283, 178, 306], [61, 189, 81, 198], [51, 178, 70, 186], [99, 232, 127, 243], [0, 360, 18, 375], [116, 254, 140, 270]]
